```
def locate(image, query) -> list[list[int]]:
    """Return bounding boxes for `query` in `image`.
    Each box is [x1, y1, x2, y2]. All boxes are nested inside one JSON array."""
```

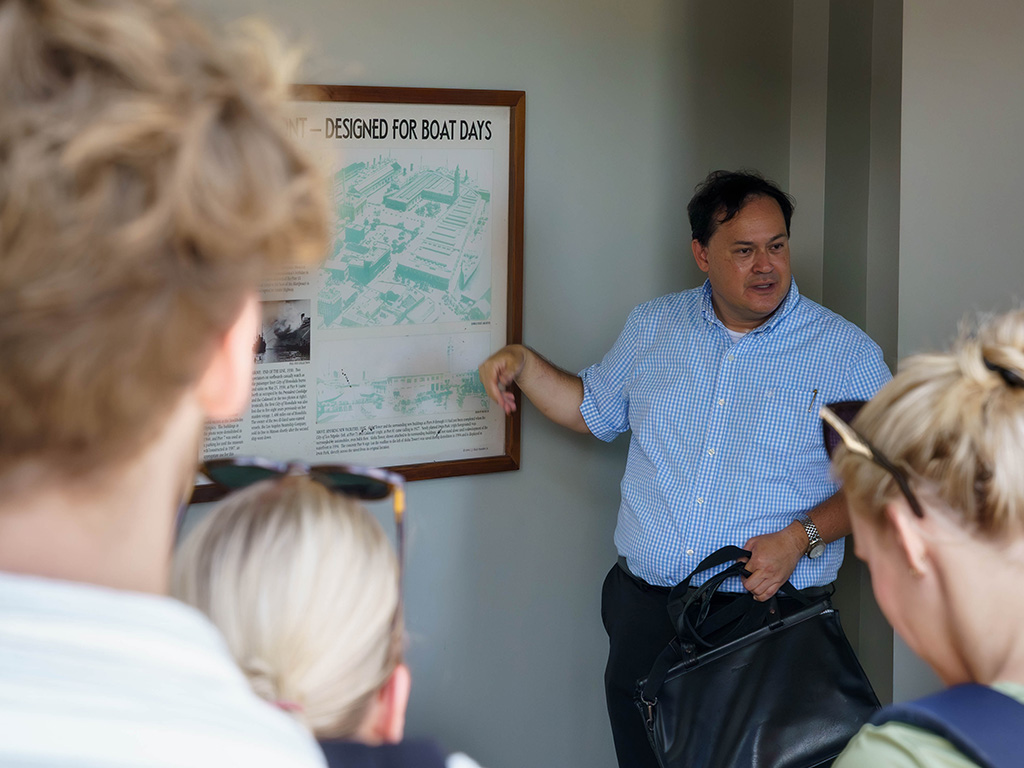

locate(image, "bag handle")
[[671, 545, 752, 596], [667, 546, 813, 648]]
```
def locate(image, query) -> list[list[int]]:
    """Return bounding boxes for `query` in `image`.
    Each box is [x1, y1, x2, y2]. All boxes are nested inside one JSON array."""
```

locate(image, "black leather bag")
[[636, 546, 880, 768]]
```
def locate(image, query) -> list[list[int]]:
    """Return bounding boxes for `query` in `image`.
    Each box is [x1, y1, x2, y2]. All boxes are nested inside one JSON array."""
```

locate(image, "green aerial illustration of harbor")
[[317, 149, 494, 329], [316, 334, 490, 423]]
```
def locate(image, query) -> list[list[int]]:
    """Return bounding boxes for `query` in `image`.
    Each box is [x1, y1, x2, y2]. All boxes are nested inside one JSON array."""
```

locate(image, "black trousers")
[[600, 563, 676, 768]]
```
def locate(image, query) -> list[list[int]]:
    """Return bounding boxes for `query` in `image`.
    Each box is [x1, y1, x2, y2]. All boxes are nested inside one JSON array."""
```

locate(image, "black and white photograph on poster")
[[257, 299, 312, 364]]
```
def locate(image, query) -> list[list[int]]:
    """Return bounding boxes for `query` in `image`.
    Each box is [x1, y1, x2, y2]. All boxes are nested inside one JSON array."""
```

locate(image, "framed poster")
[[193, 86, 525, 503]]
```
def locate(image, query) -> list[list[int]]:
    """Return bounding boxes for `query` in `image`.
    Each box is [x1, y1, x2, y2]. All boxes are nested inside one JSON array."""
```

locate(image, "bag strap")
[[871, 683, 1024, 768], [639, 638, 683, 709]]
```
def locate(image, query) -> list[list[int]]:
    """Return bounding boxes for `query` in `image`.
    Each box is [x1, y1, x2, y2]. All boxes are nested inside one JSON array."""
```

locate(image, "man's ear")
[[195, 294, 259, 421], [692, 239, 711, 274], [885, 499, 930, 577]]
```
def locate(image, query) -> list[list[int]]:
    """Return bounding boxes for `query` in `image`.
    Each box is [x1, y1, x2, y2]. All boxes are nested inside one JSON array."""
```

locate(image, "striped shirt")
[[579, 279, 891, 589], [0, 571, 326, 768]]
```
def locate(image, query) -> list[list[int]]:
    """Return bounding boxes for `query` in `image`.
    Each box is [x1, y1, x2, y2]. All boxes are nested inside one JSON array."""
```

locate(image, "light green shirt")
[[833, 681, 1024, 768]]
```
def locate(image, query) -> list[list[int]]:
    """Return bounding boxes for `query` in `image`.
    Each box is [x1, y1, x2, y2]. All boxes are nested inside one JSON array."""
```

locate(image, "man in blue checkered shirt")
[[479, 170, 891, 768]]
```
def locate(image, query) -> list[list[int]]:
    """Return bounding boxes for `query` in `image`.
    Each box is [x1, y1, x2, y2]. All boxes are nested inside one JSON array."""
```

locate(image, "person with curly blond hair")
[[0, 0, 328, 765]]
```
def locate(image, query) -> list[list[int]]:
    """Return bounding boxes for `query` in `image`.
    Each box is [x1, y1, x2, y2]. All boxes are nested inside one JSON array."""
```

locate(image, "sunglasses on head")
[[200, 456, 404, 508], [820, 401, 925, 519], [196, 456, 407, 587]]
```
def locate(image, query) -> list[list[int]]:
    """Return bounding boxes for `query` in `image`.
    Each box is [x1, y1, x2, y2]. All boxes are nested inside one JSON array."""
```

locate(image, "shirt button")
[[686, 548, 695, 555], [728, 354, 735, 361], [696, 497, 703, 505], [707, 448, 715, 456], [718, 398, 725, 405]]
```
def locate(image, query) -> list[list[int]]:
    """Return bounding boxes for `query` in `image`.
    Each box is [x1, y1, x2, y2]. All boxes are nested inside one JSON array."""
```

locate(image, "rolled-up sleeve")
[[578, 306, 643, 442]]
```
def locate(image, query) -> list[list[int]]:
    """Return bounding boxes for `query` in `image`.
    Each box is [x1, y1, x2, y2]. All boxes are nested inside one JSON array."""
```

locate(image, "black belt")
[[616, 556, 673, 594]]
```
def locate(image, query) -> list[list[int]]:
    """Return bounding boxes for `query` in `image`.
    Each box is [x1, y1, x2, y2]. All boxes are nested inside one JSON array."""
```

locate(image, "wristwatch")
[[798, 515, 826, 559]]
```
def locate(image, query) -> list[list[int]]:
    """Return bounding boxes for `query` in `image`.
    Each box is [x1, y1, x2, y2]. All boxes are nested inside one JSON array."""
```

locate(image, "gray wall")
[[789, 0, 902, 705], [184, 2, 796, 767], [822, 0, 874, 332], [825, 0, 903, 705], [789, 0, 830, 303], [899, 0, 1024, 358], [893, 0, 1024, 701]]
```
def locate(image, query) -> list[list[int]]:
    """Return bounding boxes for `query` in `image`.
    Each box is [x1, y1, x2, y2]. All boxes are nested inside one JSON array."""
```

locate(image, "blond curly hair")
[[0, 0, 327, 478]]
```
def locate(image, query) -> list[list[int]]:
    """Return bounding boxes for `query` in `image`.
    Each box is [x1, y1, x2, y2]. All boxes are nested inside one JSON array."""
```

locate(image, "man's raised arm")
[[478, 344, 591, 434]]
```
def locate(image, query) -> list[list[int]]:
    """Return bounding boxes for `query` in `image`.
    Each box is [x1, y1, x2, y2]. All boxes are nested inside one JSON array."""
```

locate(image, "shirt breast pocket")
[[743, 386, 824, 483]]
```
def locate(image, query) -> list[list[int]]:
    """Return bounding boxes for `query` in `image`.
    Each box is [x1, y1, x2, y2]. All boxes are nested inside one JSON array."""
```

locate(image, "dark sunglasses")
[[196, 456, 407, 584], [820, 401, 925, 519]]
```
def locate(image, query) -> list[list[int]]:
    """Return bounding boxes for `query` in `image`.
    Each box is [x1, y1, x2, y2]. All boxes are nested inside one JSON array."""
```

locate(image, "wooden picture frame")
[[192, 86, 524, 503]]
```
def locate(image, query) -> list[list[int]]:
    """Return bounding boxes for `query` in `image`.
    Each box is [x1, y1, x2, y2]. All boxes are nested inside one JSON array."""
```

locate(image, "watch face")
[[808, 542, 826, 559]]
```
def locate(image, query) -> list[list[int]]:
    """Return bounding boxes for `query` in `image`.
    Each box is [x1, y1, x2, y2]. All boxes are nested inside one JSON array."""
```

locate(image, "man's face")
[[691, 195, 792, 332]]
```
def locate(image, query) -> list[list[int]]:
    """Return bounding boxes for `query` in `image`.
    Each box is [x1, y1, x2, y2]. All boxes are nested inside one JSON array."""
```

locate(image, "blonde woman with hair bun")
[[173, 474, 483, 768], [824, 308, 1024, 768]]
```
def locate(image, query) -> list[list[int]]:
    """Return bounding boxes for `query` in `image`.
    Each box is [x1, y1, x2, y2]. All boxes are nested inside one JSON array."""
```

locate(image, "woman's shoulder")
[[835, 682, 1024, 768], [833, 720, 983, 768], [993, 680, 1024, 704]]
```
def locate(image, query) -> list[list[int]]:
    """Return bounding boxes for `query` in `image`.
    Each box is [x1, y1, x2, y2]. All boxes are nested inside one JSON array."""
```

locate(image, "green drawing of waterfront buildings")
[[318, 154, 493, 329], [316, 336, 489, 423], [316, 368, 489, 424]]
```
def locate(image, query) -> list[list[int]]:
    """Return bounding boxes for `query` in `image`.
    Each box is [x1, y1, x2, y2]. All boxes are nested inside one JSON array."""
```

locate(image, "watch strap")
[[798, 514, 824, 557]]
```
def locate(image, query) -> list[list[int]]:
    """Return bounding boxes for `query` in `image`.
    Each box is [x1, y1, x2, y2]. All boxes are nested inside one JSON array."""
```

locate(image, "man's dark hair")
[[687, 170, 795, 246]]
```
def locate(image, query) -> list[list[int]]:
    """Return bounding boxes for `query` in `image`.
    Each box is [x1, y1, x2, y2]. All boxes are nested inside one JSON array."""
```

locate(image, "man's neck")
[[712, 304, 772, 334]]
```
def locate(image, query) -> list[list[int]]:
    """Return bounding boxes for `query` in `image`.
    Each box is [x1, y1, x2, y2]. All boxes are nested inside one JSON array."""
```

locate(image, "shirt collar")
[[700, 277, 800, 335]]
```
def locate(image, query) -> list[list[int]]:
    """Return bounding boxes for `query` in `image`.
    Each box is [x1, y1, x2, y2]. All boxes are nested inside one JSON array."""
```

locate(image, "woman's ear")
[[359, 664, 411, 745], [378, 663, 411, 744], [195, 295, 259, 421], [885, 499, 930, 578]]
